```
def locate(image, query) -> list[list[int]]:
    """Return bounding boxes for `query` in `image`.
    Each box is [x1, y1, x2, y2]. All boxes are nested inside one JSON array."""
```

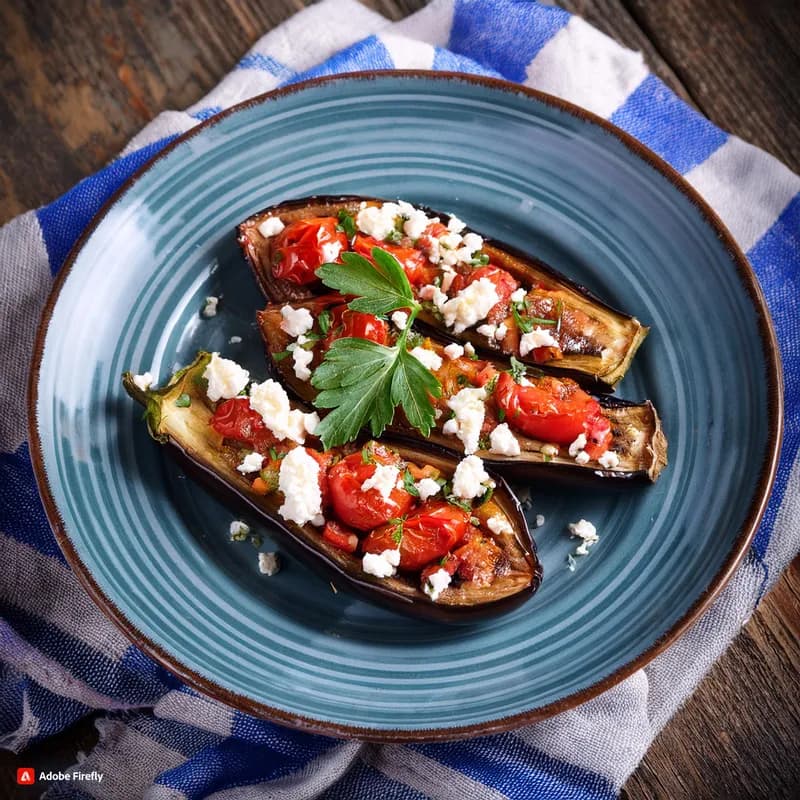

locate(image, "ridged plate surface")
[[32, 74, 778, 737]]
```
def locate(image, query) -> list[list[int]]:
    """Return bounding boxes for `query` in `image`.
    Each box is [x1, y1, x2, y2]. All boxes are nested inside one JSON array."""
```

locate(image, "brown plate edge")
[[26, 70, 784, 744]]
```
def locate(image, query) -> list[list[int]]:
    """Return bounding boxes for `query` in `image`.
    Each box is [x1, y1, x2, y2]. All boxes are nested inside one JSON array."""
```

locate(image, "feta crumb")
[[356, 202, 406, 241], [321, 240, 343, 263], [434, 408, 443, 420], [237, 452, 264, 474], [409, 346, 443, 371], [280, 305, 314, 337], [489, 423, 521, 456], [132, 372, 153, 392], [452, 454, 494, 500], [439, 231, 462, 250], [362, 548, 401, 578], [403, 207, 434, 240], [446, 386, 487, 454], [477, 323, 497, 340], [446, 215, 466, 233], [541, 443, 559, 458], [535, 514, 545, 528], [361, 464, 400, 500], [419, 283, 448, 310], [598, 450, 620, 469], [415, 477, 441, 501], [461, 232, 483, 252], [495, 323, 508, 340], [249, 379, 315, 443], [228, 335, 242, 344], [203, 353, 250, 402], [440, 269, 456, 292], [443, 343, 464, 360], [568, 519, 599, 556], [292, 346, 314, 381], [257, 216, 285, 237], [424, 568, 452, 601], [519, 327, 559, 356], [464, 342, 476, 357], [575, 450, 591, 465], [441, 278, 500, 333], [391, 310, 409, 330], [487, 515, 513, 536], [278, 447, 322, 526], [258, 551, 281, 576], [568, 434, 588, 457], [202, 296, 219, 318], [510, 288, 526, 304], [229, 520, 250, 539], [442, 418, 459, 436]]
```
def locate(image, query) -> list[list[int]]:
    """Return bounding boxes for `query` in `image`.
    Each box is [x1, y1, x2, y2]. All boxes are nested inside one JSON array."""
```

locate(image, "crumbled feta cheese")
[[321, 240, 343, 263], [441, 278, 499, 333], [443, 343, 464, 360], [452, 455, 494, 500], [495, 323, 508, 340], [424, 568, 452, 601], [461, 232, 483, 252], [464, 342, 476, 357], [228, 335, 242, 344], [535, 514, 545, 528], [510, 288, 526, 304], [446, 386, 487, 454], [519, 377, 533, 387], [361, 464, 400, 500], [249, 379, 316, 443], [568, 434, 587, 457], [434, 408, 443, 420], [292, 346, 313, 381], [280, 305, 314, 337], [541, 443, 559, 458], [257, 216, 285, 237], [278, 447, 322, 526], [487, 515, 513, 536], [568, 519, 599, 556], [415, 477, 441, 501], [439, 232, 462, 251], [442, 418, 459, 436], [229, 520, 250, 539], [419, 283, 448, 310], [598, 450, 620, 469], [132, 372, 153, 392], [202, 296, 219, 318], [237, 452, 264, 474], [446, 215, 466, 233], [391, 310, 409, 330], [258, 551, 281, 576], [477, 323, 497, 340], [203, 353, 250, 402], [356, 202, 406, 241], [362, 548, 401, 578], [489, 423, 521, 456], [440, 270, 456, 292], [403, 207, 434, 240], [575, 450, 591, 465], [519, 327, 559, 356], [409, 346, 443, 371]]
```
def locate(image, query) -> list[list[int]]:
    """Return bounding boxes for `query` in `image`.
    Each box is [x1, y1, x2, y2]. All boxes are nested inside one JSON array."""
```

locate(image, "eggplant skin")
[[237, 195, 649, 390], [122, 353, 542, 623], [257, 301, 668, 484]]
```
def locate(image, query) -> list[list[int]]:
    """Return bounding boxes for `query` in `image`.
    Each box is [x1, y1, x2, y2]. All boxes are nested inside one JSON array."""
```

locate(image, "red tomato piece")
[[352, 234, 438, 286], [363, 501, 471, 572], [325, 303, 389, 348], [494, 371, 611, 456], [210, 398, 276, 452], [272, 218, 348, 285], [328, 450, 415, 532], [419, 552, 460, 585], [322, 520, 360, 553], [454, 535, 502, 587]]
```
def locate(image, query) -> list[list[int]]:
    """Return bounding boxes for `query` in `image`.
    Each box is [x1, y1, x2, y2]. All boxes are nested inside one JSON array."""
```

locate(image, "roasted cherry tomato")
[[494, 371, 612, 455], [353, 234, 438, 286], [307, 448, 334, 506], [322, 520, 360, 554], [420, 552, 460, 585], [327, 448, 415, 532], [210, 398, 276, 452], [272, 218, 348, 285], [325, 303, 389, 348], [451, 266, 519, 324], [363, 501, 471, 571], [454, 533, 502, 587]]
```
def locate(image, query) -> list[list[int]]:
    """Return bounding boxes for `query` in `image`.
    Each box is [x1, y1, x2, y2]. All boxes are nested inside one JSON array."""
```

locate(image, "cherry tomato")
[[451, 266, 519, 324], [328, 449, 415, 532], [307, 448, 333, 506], [454, 534, 502, 587], [325, 303, 389, 348], [322, 520, 360, 554], [420, 552, 460, 585], [353, 234, 438, 286], [272, 218, 348, 285], [494, 371, 611, 455], [363, 501, 471, 571], [210, 398, 276, 452]]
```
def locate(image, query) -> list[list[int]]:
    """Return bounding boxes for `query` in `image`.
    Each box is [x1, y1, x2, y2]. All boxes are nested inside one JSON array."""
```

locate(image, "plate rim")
[[27, 70, 784, 743]]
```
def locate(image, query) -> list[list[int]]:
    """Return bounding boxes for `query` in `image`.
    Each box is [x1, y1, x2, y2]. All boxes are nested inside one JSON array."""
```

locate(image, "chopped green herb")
[[469, 252, 490, 266], [174, 393, 191, 408], [406, 330, 424, 348], [272, 250, 284, 266], [476, 485, 494, 507], [484, 374, 499, 394], [529, 316, 557, 326], [512, 304, 533, 334], [439, 555, 449, 566], [361, 445, 375, 465], [470, 516, 480, 526], [250, 533, 263, 549], [478, 434, 491, 451], [403, 468, 420, 497], [542, 453, 553, 463], [388, 517, 405, 545], [268, 447, 285, 462], [385, 228, 403, 243], [456, 373, 469, 386], [272, 350, 292, 362], [318, 309, 332, 335], [497, 407, 506, 422], [336, 209, 357, 239], [509, 356, 527, 384]]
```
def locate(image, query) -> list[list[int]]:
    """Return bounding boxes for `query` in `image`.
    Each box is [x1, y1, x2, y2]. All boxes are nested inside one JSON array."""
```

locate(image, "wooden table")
[[1, 2, 798, 797]]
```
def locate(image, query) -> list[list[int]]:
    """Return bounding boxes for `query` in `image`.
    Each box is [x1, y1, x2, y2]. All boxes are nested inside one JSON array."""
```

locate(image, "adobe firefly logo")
[[16, 767, 35, 785]]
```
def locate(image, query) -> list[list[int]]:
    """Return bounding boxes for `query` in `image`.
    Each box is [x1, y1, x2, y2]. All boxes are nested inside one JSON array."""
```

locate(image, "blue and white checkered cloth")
[[2, 1, 798, 797]]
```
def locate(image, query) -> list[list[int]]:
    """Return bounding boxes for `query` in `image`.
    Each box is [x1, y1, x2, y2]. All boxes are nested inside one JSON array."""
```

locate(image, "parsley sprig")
[[312, 247, 441, 449]]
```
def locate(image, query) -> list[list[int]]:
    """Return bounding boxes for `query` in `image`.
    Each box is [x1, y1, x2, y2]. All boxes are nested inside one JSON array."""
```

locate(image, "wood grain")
[[1, 2, 798, 799]]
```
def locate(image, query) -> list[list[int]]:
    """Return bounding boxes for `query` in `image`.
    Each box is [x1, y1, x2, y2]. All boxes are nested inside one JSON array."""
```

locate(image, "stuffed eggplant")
[[238, 195, 649, 390], [257, 296, 668, 483], [122, 352, 541, 622]]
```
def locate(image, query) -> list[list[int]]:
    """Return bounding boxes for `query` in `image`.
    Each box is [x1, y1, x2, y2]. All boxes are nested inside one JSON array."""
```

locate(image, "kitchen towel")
[[1, 1, 798, 798]]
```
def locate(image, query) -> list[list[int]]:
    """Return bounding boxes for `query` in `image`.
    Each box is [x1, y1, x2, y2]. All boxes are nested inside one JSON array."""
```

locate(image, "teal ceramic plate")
[[30, 73, 781, 740]]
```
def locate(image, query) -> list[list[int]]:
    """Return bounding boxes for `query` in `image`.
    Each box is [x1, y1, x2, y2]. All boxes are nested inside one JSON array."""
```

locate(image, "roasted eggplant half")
[[257, 296, 667, 483], [238, 195, 649, 390], [122, 352, 541, 622]]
